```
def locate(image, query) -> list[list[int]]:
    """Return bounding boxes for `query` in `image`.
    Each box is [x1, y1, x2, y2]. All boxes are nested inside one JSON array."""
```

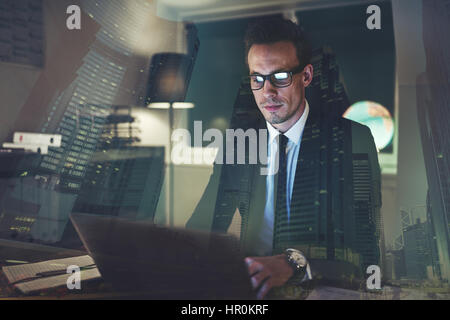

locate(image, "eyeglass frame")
[[248, 65, 306, 91]]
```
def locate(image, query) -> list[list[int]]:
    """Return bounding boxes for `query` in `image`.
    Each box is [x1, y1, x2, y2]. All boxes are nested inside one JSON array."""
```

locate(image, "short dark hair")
[[244, 17, 312, 68]]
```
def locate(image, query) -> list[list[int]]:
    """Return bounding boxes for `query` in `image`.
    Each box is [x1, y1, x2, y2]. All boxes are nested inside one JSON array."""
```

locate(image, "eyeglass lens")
[[250, 72, 291, 90]]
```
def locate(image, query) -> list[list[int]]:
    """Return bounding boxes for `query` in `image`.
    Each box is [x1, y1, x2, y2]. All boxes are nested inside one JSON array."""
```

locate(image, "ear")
[[303, 64, 314, 87]]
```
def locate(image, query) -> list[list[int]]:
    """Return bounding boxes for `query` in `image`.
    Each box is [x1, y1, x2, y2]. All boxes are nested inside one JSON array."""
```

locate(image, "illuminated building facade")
[[0, 0, 158, 244]]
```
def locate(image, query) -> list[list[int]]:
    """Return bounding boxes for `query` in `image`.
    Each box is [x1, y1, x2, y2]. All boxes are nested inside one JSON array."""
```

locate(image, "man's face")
[[247, 41, 312, 132]]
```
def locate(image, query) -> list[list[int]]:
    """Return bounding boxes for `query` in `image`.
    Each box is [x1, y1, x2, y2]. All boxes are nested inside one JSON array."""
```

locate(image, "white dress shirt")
[[256, 100, 310, 256]]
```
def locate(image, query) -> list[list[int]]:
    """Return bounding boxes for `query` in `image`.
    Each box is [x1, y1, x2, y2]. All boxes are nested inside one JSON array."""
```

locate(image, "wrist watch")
[[285, 248, 312, 282]]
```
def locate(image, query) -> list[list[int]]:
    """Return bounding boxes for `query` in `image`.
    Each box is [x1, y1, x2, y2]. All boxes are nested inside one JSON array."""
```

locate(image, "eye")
[[253, 75, 264, 83], [273, 72, 288, 80]]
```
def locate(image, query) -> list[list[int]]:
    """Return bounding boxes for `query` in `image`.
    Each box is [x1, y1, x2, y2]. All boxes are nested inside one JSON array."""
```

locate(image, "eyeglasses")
[[248, 65, 304, 91]]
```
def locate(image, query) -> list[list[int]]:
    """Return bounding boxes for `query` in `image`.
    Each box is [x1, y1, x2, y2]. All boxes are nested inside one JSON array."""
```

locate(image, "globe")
[[343, 101, 394, 151]]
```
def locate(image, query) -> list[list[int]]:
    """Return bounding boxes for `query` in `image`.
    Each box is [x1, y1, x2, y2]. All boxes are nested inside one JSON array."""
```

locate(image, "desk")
[[0, 239, 381, 300]]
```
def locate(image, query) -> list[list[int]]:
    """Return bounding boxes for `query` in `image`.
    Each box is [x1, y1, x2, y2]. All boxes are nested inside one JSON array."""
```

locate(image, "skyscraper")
[[385, 248, 406, 280], [0, 0, 162, 244], [72, 106, 165, 221], [288, 47, 382, 273], [309, 47, 350, 117], [403, 218, 432, 280], [426, 190, 442, 279], [416, 0, 450, 281], [352, 153, 381, 271], [211, 46, 382, 274]]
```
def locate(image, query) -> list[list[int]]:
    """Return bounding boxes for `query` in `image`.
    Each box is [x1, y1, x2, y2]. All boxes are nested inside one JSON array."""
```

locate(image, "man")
[[187, 17, 380, 299]]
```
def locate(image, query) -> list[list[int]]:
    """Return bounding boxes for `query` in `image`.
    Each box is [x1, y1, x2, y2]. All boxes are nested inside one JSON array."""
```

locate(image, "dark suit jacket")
[[186, 103, 381, 287]]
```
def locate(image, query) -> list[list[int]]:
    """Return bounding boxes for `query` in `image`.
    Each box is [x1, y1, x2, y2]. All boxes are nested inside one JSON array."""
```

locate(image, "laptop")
[[70, 212, 255, 299]]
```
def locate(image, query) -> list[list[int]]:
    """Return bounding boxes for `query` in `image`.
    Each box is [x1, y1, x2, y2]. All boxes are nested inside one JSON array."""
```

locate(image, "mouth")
[[264, 104, 283, 112]]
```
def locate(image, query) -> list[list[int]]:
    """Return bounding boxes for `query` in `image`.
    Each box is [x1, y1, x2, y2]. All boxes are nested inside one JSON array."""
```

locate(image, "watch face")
[[291, 251, 307, 267]]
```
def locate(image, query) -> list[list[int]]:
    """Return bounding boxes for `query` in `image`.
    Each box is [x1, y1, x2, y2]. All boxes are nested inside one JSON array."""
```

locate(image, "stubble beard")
[[266, 111, 289, 124], [263, 102, 301, 126]]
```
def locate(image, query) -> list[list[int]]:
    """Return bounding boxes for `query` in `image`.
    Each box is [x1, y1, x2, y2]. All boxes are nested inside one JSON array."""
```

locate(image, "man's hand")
[[245, 254, 293, 299]]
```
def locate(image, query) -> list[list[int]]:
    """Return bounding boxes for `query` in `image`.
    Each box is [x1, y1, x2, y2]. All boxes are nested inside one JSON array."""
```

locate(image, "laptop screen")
[[0, 139, 164, 249]]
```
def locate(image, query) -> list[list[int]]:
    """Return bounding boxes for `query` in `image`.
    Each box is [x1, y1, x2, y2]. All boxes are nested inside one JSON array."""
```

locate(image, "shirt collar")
[[266, 99, 310, 145]]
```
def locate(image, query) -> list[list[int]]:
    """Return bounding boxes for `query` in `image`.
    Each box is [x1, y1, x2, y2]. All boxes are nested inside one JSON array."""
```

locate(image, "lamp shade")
[[145, 53, 196, 104]]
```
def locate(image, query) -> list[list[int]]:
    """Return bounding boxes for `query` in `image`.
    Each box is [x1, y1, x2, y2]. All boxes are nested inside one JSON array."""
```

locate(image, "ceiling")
[[156, 0, 386, 23]]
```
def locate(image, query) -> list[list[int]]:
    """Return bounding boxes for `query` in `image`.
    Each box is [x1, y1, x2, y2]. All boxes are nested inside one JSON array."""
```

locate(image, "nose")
[[262, 79, 277, 98]]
